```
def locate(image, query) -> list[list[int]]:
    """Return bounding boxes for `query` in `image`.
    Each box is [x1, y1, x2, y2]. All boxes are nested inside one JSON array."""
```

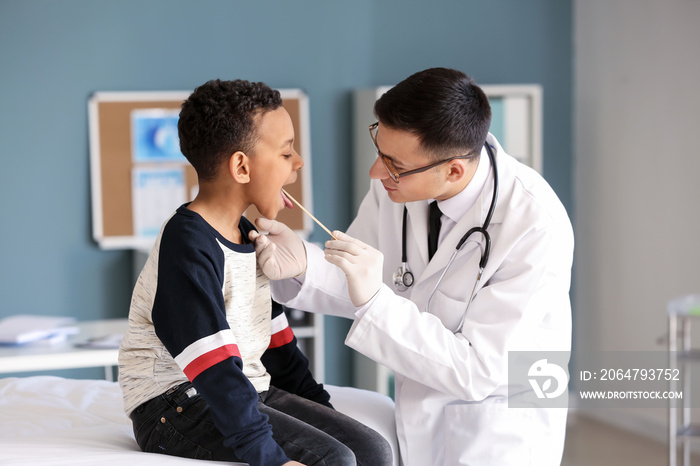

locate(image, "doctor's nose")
[[369, 156, 390, 180]]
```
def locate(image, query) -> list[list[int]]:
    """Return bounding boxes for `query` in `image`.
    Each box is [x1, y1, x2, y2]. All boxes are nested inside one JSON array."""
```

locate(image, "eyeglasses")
[[368, 122, 475, 183]]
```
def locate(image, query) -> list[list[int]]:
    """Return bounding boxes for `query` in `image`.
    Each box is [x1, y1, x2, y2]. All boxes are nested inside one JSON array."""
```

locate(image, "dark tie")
[[428, 201, 442, 261]]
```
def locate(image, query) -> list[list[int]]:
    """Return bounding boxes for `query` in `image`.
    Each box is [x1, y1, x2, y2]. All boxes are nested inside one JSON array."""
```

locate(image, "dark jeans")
[[130, 382, 393, 466]]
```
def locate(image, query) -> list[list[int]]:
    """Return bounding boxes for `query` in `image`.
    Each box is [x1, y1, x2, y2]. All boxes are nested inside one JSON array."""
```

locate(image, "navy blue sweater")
[[122, 205, 330, 466]]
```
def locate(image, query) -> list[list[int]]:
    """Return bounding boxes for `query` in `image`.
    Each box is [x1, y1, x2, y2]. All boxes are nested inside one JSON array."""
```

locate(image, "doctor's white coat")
[[272, 135, 574, 466]]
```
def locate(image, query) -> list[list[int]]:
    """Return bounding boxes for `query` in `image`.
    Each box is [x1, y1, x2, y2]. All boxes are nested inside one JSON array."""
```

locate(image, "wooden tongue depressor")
[[281, 188, 338, 240]]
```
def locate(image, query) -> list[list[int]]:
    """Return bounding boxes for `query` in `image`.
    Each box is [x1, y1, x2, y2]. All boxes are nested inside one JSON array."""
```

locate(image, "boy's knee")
[[322, 443, 356, 466], [364, 434, 394, 466], [375, 439, 394, 465], [357, 430, 393, 466]]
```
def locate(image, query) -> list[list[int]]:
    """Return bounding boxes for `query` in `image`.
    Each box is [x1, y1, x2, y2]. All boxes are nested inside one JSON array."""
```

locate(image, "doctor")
[[249, 68, 574, 466]]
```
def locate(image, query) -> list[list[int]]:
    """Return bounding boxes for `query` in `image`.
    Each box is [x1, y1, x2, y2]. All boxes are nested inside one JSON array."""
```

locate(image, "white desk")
[[0, 319, 128, 381]]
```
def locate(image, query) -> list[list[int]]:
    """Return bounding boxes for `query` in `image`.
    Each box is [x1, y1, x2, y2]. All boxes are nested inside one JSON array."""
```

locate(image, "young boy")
[[118, 79, 392, 466]]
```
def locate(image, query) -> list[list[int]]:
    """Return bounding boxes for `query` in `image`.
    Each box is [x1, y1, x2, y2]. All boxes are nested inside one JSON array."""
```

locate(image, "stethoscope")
[[393, 142, 499, 331]]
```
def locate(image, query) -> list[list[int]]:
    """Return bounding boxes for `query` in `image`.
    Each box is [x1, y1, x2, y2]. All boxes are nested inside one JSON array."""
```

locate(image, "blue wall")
[[0, 0, 572, 385]]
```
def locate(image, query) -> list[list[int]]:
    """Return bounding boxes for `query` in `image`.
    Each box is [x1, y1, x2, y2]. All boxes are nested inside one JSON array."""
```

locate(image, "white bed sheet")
[[0, 376, 399, 466]]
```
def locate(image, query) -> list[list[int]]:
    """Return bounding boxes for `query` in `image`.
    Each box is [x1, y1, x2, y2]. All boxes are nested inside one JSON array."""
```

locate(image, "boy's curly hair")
[[178, 79, 282, 181]]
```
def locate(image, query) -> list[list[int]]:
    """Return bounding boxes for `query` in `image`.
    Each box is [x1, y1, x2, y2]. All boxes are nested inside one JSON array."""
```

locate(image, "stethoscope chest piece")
[[393, 262, 414, 291]]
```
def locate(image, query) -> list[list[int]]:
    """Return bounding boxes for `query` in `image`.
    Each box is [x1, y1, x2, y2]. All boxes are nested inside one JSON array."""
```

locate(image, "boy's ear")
[[229, 151, 251, 183]]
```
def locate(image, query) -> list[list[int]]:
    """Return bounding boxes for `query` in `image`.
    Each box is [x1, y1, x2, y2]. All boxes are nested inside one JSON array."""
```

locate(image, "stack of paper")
[[0, 315, 79, 345], [76, 333, 123, 349]]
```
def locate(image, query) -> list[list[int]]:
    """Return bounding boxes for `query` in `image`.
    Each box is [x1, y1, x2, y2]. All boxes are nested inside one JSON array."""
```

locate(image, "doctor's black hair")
[[373, 67, 491, 161], [178, 79, 283, 182]]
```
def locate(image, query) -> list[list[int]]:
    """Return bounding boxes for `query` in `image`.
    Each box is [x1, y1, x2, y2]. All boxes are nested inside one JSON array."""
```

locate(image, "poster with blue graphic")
[[131, 109, 186, 162]]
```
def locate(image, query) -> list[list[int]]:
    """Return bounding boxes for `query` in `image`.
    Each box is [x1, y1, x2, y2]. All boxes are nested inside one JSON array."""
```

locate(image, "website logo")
[[528, 358, 569, 399], [508, 351, 570, 408]]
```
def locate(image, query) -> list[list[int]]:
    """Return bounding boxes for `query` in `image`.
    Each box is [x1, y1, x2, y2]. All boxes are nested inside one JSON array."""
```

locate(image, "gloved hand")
[[248, 218, 307, 280], [323, 231, 383, 307]]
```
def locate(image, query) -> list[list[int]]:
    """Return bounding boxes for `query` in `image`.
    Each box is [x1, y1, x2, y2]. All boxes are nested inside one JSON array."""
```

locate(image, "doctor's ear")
[[229, 151, 251, 183], [445, 159, 469, 183]]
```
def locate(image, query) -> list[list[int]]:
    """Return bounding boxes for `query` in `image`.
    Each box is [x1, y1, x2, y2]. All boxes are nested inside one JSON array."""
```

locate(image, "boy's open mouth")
[[281, 189, 294, 209]]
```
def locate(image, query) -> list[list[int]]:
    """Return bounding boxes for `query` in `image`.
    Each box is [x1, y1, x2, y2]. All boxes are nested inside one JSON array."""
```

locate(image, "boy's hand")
[[249, 218, 307, 280], [283, 462, 306, 466], [324, 231, 383, 307]]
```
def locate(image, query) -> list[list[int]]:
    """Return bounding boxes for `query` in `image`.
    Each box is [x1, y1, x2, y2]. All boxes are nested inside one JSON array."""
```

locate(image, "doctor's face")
[[369, 123, 453, 203]]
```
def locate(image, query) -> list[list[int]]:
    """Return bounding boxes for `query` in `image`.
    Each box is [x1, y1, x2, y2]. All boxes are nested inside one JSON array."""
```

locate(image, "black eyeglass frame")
[[368, 122, 476, 183]]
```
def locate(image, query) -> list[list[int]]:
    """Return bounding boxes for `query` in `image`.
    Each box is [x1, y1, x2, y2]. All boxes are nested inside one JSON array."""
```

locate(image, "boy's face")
[[247, 107, 303, 219]]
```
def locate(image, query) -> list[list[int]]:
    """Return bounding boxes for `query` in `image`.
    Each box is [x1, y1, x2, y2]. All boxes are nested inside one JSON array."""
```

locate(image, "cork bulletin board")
[[88, 89, 313, 250]]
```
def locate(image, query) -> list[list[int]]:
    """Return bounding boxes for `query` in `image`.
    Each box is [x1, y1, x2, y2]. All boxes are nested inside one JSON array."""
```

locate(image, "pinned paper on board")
[[132, 167, 187, 237], [131, 108, 186, 163]]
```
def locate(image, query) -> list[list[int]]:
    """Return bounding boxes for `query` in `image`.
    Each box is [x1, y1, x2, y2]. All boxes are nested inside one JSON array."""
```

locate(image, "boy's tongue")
[[281, 190, 294, 209]]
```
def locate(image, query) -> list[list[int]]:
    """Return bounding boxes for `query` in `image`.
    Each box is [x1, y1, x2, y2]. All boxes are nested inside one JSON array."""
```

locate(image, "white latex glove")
[[248, 218, 307, 280], [323, 230, 383, 307]]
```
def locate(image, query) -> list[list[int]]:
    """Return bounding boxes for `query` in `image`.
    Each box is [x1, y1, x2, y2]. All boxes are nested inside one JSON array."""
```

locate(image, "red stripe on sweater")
[[183, 343, 240, 380], [268, 326, 294, 349]]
